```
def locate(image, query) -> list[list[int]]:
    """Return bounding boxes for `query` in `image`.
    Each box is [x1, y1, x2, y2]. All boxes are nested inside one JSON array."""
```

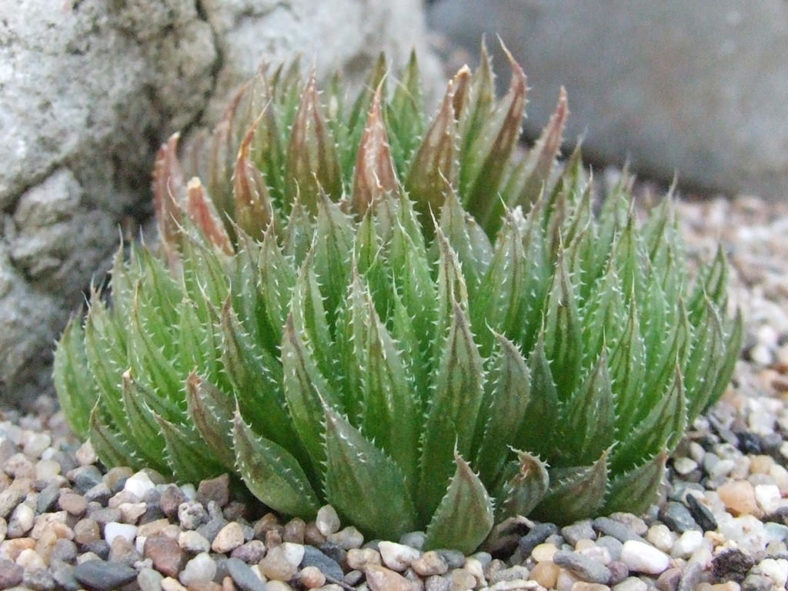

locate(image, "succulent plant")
[[54, 47, 741, 553]]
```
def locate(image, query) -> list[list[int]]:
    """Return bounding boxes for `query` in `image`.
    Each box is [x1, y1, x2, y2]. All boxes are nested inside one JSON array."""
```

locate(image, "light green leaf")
[[496, 450, 550, 519], [423, 452, 494, 554], [418, 302, 484, 520], [322, 404, 417, 541], [534, 449, 609, 524], [53, 318, 96, 438], [233, 411, 320, 518]]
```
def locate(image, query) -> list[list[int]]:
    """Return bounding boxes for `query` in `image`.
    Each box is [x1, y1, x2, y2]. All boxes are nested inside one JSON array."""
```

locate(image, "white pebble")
[[671, 530, 704, 558], [758, 558, 788, 588], [316, 505, 340, 536], [124, 471, 156, 499], [180, 552, 217, 586], [709, 459, 735, 479], [612, 577, 648, 591], [105, 522, 138, 546], [378, 541, 421, 571], [179, 530, 210, 553], [8, 503, 34, 537], [754, 484, 783, 514], [23, 432, 51, 458], [280, 542, 305, 568], [621, 540, 670, 575], [16, 548, 46, 570], [673, 457, 698, 475], [646, 524, 675, 553], [75, 440, 98, 465]]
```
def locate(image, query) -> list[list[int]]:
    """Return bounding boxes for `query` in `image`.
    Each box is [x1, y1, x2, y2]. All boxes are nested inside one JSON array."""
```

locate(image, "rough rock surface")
[[0, 0, 439, 404], [428, 0, 788, 200]]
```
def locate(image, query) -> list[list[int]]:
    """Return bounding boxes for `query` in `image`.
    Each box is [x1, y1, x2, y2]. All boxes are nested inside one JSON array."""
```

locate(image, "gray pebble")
[[561, 520, 596, 545], [84, 482, 111, 504], [519, 523, 560, 555], [226, 557, 266, 591], [87, 507, 121, 526], [435, 548, 466, 569], [137, 567, 164, 591], [50, 559, 80, 591], [36, 483, 60, 513], [593, 517, 643, 542], [81, 539, 110, 560], [23, 567, 56, 591], [51, 538, 78, 563], [660, 502, 699, 533], [596, 535, 623, 561], [553, 549, 611, 584], [180, 552, 218, 586], [69, 465, 103, 493], [0, 558, 23, 588], [73, 559, 137, 591], [197, 516, 227, 543], [0, 484, 27, 518], [742, 573, 779, 591], [425, 574, 451, 591], [301, 545, 344, 581], [607, 560, 629, 585]]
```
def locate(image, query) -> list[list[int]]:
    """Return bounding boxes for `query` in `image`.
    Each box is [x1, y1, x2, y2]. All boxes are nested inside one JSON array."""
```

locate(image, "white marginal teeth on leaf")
[[54, 44, 742, 554]]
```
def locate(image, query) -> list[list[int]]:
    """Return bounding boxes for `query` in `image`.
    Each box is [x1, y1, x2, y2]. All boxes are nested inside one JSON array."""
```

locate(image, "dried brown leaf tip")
[[352, 85, 398, 216], [186, 178, 233, 255], [152, 133, 186, 268]]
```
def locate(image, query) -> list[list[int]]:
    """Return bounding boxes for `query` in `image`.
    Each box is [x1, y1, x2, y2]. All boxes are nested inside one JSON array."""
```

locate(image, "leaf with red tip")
[[351, 87, 399, 216], [233, 123, 273, 238], [515, 87, 569, 207], [185, 178, 234, 255], [286, 74, 342, 212], [463, 45, 527, 230], [152, 133, 186, 268], [405, 78, 458, 220]]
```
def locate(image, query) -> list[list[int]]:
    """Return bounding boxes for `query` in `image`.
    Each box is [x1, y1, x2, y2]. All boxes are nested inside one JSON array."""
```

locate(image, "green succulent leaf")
[[423, 452, 495, 554], [534, 449, 609, 524], [53, 318, 96, 438], [496, 450, 550, 519], [233, 411, 320, 518], [419, 302, 485, 519], [322, 404, 418, 541], [156, 415, 225, 483], [604, 451, 668, 515]]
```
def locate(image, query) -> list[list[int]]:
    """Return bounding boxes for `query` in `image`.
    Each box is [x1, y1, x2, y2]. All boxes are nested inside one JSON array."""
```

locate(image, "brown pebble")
[[145, 534, 186, 577], [283, 518, 306, 544], [570, 583, 610, 591], [303, 521, 326, 546], [212, 522, 245, 554], [160, 485, 187, 518], [717, 480, 762, 517], [656, 566, 682, 591], [530, 561, 560, 588], [347, 548, 382, 570], [73, 518, 100, 545], [365, 565, 412, 591], [187, 581, 223, 591], [2, 537, 35, 561], [300, 565, 326, 588], [197, 474, 231, 508], [411, 550, 448, 576]]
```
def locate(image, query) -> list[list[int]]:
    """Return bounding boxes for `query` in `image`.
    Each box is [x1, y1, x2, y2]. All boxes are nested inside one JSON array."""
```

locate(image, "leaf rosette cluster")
[[55, 47, 741, 553]]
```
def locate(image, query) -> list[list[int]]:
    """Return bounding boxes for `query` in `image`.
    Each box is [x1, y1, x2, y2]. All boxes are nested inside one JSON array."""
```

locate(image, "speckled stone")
[[553, 550, 612, 584]]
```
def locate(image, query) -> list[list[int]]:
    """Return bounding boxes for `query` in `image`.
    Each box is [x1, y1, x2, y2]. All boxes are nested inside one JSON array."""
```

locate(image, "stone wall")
[[429, 0, 787, 200], [0, 0, 439, 405]]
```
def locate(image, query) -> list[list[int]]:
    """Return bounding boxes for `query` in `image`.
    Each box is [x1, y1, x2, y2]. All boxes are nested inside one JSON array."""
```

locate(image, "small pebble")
[[316, 505, 340, 537], [226, 557, 266, 591], [179, 552, 217, 586], [212, 521, 245, 553], [73, 558, 137, 590], [620, 540, 670, 575], [553, 550, 611, 584], [718, 480, 761, 516], [379, 540, 422, 571]]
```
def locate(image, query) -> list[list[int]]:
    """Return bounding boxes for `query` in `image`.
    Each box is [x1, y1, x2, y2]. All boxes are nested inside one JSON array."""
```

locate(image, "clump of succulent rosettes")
[[54, 48, 742, 553]]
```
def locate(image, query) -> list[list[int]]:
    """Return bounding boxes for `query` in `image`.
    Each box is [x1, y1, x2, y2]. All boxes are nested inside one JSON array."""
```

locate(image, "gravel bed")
[[1, 193, 786, 591]]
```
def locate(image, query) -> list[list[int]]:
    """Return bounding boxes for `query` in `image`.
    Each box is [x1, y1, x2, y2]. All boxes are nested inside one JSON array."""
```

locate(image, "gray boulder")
[[0, 0, 439, 405], [429, 0, 787, 200]]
